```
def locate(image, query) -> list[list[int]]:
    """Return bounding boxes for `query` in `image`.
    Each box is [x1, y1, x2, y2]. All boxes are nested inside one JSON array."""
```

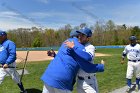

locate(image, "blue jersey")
[[41, 37, 104, 91], [0, 39, 16, 65]]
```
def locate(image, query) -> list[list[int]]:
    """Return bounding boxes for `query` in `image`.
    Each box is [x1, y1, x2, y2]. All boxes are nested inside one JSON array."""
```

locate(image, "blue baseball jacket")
[[0, 39, 16, 65], [41, 37, 104, 91]]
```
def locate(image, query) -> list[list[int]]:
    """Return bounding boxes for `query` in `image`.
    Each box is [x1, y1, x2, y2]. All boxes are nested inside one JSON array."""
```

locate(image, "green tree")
[[131, 26, 140, 39], [32, 37, 42, 47]]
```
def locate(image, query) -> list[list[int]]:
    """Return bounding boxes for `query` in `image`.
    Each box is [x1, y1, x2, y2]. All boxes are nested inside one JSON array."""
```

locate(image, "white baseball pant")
[[0, 62, 20, 84], [42, 83, 72, 93], [126, 61, 140, 79], [77, 75, 98, 93]]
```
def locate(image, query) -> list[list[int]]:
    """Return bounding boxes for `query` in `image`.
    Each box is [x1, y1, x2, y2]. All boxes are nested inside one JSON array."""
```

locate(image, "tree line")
[[6, 20, 140, 48]]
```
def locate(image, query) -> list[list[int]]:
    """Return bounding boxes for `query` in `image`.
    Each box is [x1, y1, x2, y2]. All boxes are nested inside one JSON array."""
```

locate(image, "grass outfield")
[[0, 48, 129, 93]]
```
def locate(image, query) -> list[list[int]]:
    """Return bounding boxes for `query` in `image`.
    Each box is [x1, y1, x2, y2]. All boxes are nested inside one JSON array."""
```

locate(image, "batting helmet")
[[76, 27, 92, 37], [129, 36, 137, 40], [70, 30, 79, 37]]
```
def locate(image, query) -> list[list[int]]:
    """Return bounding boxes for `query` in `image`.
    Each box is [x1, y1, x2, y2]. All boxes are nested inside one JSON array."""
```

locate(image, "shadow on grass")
[[26, 88, 42, 93]]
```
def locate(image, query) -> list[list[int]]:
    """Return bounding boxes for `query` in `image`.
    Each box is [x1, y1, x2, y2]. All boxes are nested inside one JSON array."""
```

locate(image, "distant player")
[[50, 48, 56, 57], [47, 48, 56, 57], [0, 30, 27, 93], [121, 35, 140, 92]]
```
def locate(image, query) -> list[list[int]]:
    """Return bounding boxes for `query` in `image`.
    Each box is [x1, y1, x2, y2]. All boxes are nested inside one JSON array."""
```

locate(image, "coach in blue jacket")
[[41, 28, 104, 93], [0, 30, 27, 93]]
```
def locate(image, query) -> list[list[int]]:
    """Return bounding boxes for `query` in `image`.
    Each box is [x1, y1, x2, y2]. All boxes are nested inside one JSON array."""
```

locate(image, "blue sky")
[[0, 0, 140, 30]]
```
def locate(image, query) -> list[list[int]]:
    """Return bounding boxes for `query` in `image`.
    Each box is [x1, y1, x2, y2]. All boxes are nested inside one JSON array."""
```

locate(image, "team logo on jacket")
[[82, 49, 86, 51], [0, 45, 4, 52]]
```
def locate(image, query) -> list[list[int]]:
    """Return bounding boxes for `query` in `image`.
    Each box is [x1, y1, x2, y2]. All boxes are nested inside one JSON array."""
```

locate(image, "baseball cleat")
[[125, 87, 131, 93], [20, 90, 27, 93], [135, 85, 139, 92]]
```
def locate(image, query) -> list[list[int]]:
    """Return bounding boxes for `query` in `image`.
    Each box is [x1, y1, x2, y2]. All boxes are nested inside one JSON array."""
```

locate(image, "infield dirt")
[[16, 51, 110, 62]]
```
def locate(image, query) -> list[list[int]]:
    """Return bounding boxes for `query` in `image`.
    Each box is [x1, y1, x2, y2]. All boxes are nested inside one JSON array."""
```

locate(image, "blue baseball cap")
[[129, 36, 136, 40], [70, 30, 79, 37], [0, 30, 7, 36], [76, 27, 92, 37]]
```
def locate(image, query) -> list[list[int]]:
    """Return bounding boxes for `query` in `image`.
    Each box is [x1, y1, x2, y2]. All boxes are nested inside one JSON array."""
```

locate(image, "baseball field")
[[0, 48, 128, 93]]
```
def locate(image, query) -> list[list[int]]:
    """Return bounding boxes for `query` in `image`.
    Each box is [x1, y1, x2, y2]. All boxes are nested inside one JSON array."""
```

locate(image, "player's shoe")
[[135, 85, 139, 92], [20, 90, 27, 93], [125, 87, 131, 93]]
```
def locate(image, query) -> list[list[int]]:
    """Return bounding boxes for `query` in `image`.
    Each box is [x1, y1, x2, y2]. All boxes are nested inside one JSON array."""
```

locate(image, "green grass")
[[0, 61, 49, 93], [0, 48, 128, 93], [95, 48, 127, 93]]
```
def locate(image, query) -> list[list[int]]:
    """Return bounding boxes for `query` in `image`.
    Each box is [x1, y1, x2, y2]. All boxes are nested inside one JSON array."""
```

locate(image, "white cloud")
[[37, 0, 48, 4], [114, 6, 140, 19], [0, 11, 19, 19], [29, 11, 87, 21], [0, 11, 32, 22], [0, 9, 99, 31], [113, 5, 140, 26], [56, 0, 92, 2], [0, 11, 19, 16], [0, 11, 44, 30], [0, 21, 35, 31], [85, 16, 96, 25], [30, 12, 51, 18], [0, 10, 97, 30]]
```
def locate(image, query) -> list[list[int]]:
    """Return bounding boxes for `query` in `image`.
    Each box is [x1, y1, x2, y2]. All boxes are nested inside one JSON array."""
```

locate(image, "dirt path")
[[16, 51, 53, 62], [16, 51, 110, 62], [109, 83, 140, 93], [95, 53, 111, 57]]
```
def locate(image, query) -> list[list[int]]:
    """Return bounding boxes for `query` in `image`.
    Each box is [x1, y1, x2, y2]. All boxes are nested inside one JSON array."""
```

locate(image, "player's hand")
[[64, 40, 75, 48], [101, 59, 105, 65], [120, 60, 125, 64], [3, 64, 8, 69]]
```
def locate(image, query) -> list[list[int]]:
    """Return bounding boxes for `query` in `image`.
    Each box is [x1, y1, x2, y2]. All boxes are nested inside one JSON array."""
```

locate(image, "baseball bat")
[[20, 50, 29, 82]]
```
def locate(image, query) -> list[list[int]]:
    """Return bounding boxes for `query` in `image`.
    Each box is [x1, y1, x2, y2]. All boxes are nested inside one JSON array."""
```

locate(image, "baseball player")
[[47, 48, 56, 57], [76, 27, 104, 93], [0, 30, 27, 93], [41, 29, 104, 93], [121, 35, 140, 92]]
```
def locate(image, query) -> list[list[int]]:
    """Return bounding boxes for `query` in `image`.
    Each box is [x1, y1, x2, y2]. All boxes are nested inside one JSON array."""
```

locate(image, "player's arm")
[[64, 40, 92, 62], [121, 47, 127, 64], [72, 51, 104, 73], [121, 53, 126, 64], [5, 42, 16, 65], [73, 46, 92, 61], [77, 58, 104, 73]]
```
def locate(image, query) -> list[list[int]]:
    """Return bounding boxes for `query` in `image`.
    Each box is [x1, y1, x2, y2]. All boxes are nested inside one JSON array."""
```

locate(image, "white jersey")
[[123, 44, 140, 60], [77, 43, 95, 77]]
